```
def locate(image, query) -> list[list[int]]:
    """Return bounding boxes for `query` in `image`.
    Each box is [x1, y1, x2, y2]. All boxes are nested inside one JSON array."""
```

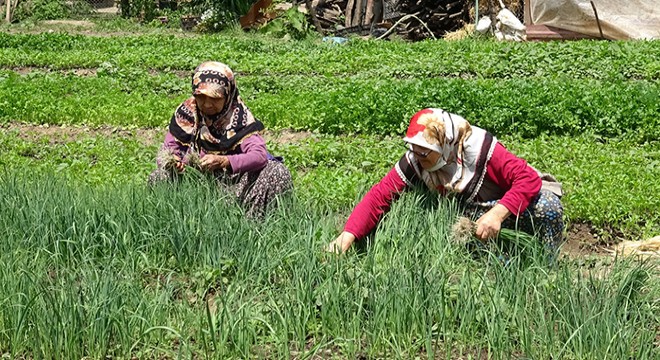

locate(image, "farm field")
[[0, 24, 659, 359]]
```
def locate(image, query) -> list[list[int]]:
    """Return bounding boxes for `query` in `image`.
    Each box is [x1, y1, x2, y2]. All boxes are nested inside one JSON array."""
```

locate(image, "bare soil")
[[4, 21, 199, 38], [1, 122, 164, 146], [0, 123, 311, 146], [560, 223, 608, 258], [41, 20, 95, 27], [5, 66, 192, 78], [4, 66, 234, 79]]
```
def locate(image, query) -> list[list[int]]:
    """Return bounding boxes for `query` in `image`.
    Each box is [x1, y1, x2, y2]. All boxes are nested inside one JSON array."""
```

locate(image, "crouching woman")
[[149, 61, 292, 219], [328, 108, 564, 253]]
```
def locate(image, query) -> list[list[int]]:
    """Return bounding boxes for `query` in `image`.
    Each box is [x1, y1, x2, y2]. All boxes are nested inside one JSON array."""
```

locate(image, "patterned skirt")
[[148, 160, 293, 219], [465, 189, 565, 250]]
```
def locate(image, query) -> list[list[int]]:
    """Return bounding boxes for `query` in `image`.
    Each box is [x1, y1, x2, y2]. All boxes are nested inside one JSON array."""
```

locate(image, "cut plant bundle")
[[183, 149, 202, 170], [452, 216, 538, 246], [157, 147, 203, 170], [156, 147, 179, 172], [451, 216, 550, 265]]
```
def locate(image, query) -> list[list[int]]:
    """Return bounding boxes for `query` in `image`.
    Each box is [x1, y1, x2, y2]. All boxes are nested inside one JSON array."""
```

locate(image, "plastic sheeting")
[[530, 0, 660, 40]]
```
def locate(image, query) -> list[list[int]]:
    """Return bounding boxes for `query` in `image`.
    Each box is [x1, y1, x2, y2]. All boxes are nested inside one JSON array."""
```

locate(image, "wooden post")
[[6, 0, 12, 23], [590, 1, 605, 39], [351, 0, 364, 27], [524, 0, 531, 25], [364, 0, 374, 25], [344, 0, 382, 29], [345, 0, 355, 26]]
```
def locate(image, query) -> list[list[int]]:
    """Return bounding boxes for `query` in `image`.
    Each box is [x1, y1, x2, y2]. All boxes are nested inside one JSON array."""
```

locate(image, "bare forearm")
[[489, 203, 512, 222], [328, 231, 356, 254], [475, 203, 511, 241]]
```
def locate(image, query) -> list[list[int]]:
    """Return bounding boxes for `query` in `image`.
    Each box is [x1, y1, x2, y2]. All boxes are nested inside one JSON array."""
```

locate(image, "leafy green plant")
[[12, 0, 71, 21], [3, 33, 660, 81], [3, 70, 659, 141], [259, 7, 314, 40], [117, 0, 161, 21], [178, 0, 253, 31], [195, 8, 237, 32]]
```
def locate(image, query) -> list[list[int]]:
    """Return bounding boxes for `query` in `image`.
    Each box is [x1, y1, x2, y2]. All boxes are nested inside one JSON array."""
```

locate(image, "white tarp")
[[530, 0, 660, 40]]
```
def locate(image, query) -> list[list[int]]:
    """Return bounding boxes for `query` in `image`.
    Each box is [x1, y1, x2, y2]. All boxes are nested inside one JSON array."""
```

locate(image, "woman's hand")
[[167, 154, 184, 173], [326, 232, 356, 254], [200, 154, 231, 172], [172, 155, 185, 173], [475, 204, 511, 242], [174, 160, 185, 173]]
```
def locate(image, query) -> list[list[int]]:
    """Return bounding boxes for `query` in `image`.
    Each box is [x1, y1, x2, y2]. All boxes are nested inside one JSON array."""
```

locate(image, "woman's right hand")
[[326, 231, 356, 254], [173, 156, 185, 173], [475, 203, 511, 241]]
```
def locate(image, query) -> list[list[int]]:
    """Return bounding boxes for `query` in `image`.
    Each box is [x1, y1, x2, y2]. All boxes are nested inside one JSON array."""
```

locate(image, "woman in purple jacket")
[[149, 61, 292, 219]]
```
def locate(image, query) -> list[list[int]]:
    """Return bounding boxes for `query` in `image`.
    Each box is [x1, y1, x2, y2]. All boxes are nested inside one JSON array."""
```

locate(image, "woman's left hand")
[[475, 204, 511, 242], [200, 154, 231, 172]]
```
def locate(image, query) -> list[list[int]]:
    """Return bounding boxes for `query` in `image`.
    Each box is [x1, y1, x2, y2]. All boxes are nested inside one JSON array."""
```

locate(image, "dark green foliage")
[[260, 8, 313, 40], [180, 0, 254, 31], [118, 0, 158, 21], [12, 0, 72, 21], [1, 33, 660, 80], [2, 70, 659, 140], [1, 33, 659, 139]]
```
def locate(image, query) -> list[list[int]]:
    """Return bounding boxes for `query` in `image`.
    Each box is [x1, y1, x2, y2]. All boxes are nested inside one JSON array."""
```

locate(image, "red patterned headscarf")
[[401, 108, 497, 201], [169, 61, 264, 154]]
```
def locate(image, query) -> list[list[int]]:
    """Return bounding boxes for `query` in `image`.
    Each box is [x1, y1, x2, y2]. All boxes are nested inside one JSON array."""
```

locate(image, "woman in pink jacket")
[[149, 61, 292, 219], [328, 108, 564, 253]]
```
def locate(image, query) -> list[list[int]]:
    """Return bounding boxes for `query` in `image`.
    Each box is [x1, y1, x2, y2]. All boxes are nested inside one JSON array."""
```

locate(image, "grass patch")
[[0, 171, 657, 358], [1, 128, 659, 238], [2, 29, 659, 360]]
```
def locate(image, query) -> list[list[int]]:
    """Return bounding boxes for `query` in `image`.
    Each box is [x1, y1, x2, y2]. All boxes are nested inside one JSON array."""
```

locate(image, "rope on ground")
[[376, 13, 437, 40]]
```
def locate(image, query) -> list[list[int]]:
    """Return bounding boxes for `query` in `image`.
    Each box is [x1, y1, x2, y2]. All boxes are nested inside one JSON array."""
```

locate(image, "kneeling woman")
[[149, 61, 292, 219], [329, 108, 564, 253]]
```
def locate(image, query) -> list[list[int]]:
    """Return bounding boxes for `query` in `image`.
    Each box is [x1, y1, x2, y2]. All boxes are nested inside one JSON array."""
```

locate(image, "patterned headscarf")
[[401, 108, 497, 202], [168, 61, 264, 154]]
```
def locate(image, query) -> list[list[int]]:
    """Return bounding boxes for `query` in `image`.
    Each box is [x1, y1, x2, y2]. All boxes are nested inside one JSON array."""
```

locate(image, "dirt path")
[[1, 123, 165, 146], [0, 123, 313, 146], [4, 20, 200, 38], [3, 66, 194, 78]]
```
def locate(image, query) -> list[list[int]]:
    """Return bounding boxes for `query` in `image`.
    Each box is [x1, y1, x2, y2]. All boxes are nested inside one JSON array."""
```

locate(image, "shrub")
[[180, 0, 253, 31], [259, 7, 314, 40], [13, 0, 71, 21], [118, 0, 158, 21]]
